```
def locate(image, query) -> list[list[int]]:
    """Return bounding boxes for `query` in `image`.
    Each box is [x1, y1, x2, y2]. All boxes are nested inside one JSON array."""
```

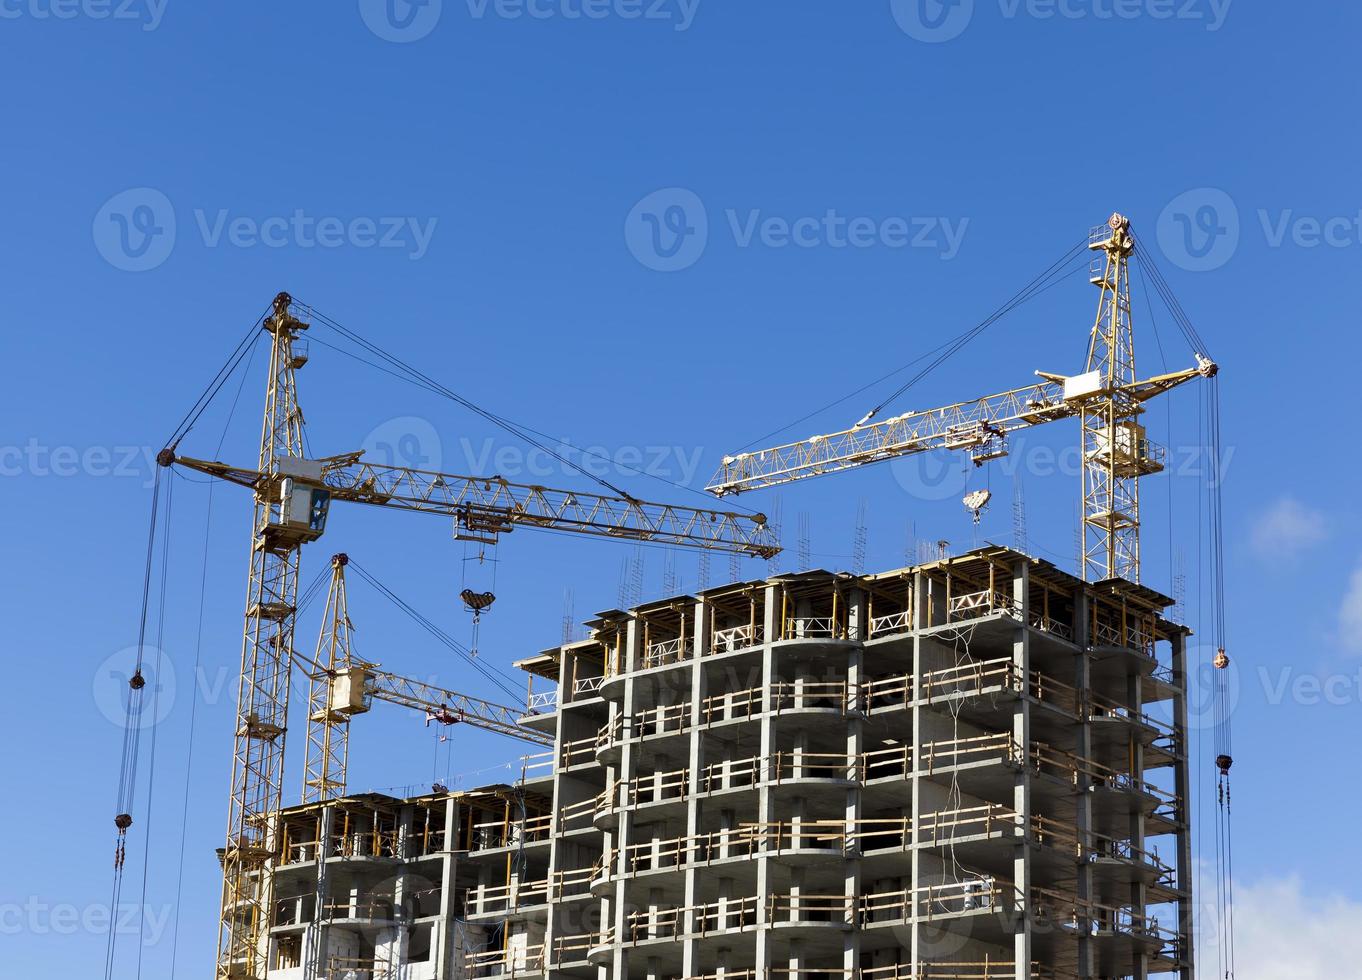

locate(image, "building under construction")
[[259, 545, 1194, 980], [102, 213, 1228, 980]]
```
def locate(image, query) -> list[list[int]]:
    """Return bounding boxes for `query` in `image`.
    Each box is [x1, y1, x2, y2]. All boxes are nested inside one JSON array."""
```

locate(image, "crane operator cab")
[[263, 457, 332, 550]]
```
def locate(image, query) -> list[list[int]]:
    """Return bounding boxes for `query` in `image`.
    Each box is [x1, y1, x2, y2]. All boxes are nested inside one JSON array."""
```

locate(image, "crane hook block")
[[461, 589, 496, 613], [1213, 649, 1230, 669], [1215, 753, 1233, 775], [115, 813, 133, 831]]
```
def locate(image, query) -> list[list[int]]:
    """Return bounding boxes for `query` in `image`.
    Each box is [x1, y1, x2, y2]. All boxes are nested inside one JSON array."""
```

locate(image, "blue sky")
[[2, 2, 1360, 976]]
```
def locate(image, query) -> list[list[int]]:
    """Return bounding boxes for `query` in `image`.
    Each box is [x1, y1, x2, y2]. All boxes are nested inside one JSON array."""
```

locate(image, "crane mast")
[[705, 213, 1216, 584], [300, 554, 355, 804], [216, 293, 313, 980], [302, 553, 553, 805], [188, 291, 778, 979], [1081, 213, 1149, 582]]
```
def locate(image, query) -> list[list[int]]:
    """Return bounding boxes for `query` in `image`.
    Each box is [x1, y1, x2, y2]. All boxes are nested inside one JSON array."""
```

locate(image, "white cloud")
[[1339, 561, 1362, 654], [1197, 876, 1362, 979], [1250, 497, 1327, 558]]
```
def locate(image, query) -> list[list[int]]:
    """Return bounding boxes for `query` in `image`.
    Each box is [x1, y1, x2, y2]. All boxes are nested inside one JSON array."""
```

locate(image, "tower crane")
[[166, 292, 778, 980], [706, 213, 1218, 583], [301, 552, 552, 806]]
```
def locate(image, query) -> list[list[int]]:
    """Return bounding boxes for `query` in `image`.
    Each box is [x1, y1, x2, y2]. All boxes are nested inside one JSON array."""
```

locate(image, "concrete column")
[[754, 585, 779, 979], [302, 805, 335, 980], [1171, 632, 1195, 980], [1011, 560, 1033, 980], [1073, 590, 1095, 979], [910, 569, 928, 978], [611, 617, 641, 980], [844, 587, 867, 977], [1128, 629, 1149, 980], [682, 597, 707, 978]]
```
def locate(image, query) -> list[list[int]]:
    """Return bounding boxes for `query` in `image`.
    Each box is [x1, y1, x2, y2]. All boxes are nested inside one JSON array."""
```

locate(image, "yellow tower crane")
[[706, 213, 1218, 583], [301, 551, 553, 806], [161, 292, 778, 980]]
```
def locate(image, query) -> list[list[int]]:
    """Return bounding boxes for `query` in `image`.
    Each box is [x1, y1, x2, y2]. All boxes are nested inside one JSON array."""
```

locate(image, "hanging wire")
[[297, 303, 640, 500], [104, 455, 175, 980], [346, 558, 522, 701], [734, 238, 1092, 452], [1136, 239, 1234, 976], [163, 312, 267, 452], [167, 311, 261, 977]]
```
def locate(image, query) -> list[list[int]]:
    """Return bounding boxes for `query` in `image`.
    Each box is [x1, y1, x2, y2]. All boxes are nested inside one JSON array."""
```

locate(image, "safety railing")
[[572, 674, 606, 697], [468, 866, 596, 916], [862, 877, 1007, 922], [947, 589, 1018, 622], [918, 658, 1017, 700], [468, 814, 551, 851], [712, 622, 764, 653], [519, 751, 553, 781], [559, 735, 596, 769], [642, 635, 693, 669], [600, 766, 691, 813], [464, 944, 546, 979], [869, 608, 913, 637], [783, 616, 844, 639], [558, 790, 606, 829], [526, 689, 558, 712], [919, 732, 1023, 773], [1030, 885, 1180, 955], [768, 892, 855, 925], [611, 820, 849, 880], [324, 955, 393, 979], [549, 932, 598, 964], [1091, 618, 1154, 656], [1027, 606, 1074, 641], [682, 964, 1074, 980]]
